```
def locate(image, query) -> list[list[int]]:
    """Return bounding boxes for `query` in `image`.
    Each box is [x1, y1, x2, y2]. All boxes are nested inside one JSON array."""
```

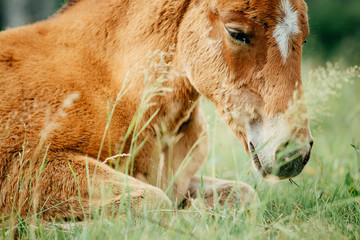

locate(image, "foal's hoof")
[[202, 181, 259, 211]]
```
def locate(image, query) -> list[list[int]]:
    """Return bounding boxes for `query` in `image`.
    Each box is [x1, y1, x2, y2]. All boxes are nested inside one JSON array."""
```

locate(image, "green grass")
[[2, 63, 360, 239]]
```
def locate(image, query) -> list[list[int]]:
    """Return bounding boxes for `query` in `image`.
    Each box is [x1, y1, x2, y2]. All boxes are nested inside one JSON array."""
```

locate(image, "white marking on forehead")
[[273, 0, 300, 63]]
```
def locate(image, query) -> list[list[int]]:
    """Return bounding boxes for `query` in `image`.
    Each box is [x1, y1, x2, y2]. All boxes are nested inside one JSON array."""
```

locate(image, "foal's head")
[[178, 0, 313, 179]]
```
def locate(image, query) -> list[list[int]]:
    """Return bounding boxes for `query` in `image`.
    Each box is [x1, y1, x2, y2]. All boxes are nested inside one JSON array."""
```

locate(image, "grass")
[[1, 62, 360, 240]]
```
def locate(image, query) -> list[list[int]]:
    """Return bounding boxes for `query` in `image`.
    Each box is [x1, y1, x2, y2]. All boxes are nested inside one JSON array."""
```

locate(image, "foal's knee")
[[133, 185, 172, 210]]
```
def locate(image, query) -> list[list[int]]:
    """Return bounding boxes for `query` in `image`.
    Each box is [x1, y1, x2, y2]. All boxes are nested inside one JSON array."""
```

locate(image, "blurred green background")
[[0, 0, 359, 65]]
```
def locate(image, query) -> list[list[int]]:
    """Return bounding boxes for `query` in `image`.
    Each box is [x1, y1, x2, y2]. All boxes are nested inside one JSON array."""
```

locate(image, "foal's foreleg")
[[30, 154, 171, 220]]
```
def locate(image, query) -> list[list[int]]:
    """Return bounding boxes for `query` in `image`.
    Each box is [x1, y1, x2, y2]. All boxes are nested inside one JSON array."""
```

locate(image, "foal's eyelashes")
[[224, 27, 251, 45]]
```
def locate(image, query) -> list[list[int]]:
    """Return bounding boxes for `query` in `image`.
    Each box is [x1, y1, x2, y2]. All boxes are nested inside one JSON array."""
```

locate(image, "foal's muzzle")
[[250, 140, 313, 179]]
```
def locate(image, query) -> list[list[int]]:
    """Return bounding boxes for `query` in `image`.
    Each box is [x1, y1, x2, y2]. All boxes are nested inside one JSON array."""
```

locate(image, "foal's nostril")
[[282, 140, 290, 149], [271, 139, 314, 179], [275, 140, 290, 158]]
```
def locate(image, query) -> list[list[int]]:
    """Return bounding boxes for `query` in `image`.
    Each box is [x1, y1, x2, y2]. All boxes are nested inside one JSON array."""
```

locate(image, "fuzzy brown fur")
[[0, 0, 310, 220]]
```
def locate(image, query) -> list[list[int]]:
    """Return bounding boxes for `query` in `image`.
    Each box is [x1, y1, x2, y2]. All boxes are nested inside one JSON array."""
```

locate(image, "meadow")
[[1, 0, 360, 238], [1, 61, 359, 239]]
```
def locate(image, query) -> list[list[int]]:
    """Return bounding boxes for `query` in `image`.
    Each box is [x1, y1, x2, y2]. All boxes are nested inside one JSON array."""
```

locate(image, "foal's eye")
[[225, 27, 251, 45]]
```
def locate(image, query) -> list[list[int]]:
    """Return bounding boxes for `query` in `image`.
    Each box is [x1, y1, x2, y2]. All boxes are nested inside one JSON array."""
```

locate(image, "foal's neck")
[[58, 0, 200, 131]]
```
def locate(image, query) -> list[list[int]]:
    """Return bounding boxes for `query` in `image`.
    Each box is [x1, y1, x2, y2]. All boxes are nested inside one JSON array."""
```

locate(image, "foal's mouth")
[[249, 142, 271, 177]]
